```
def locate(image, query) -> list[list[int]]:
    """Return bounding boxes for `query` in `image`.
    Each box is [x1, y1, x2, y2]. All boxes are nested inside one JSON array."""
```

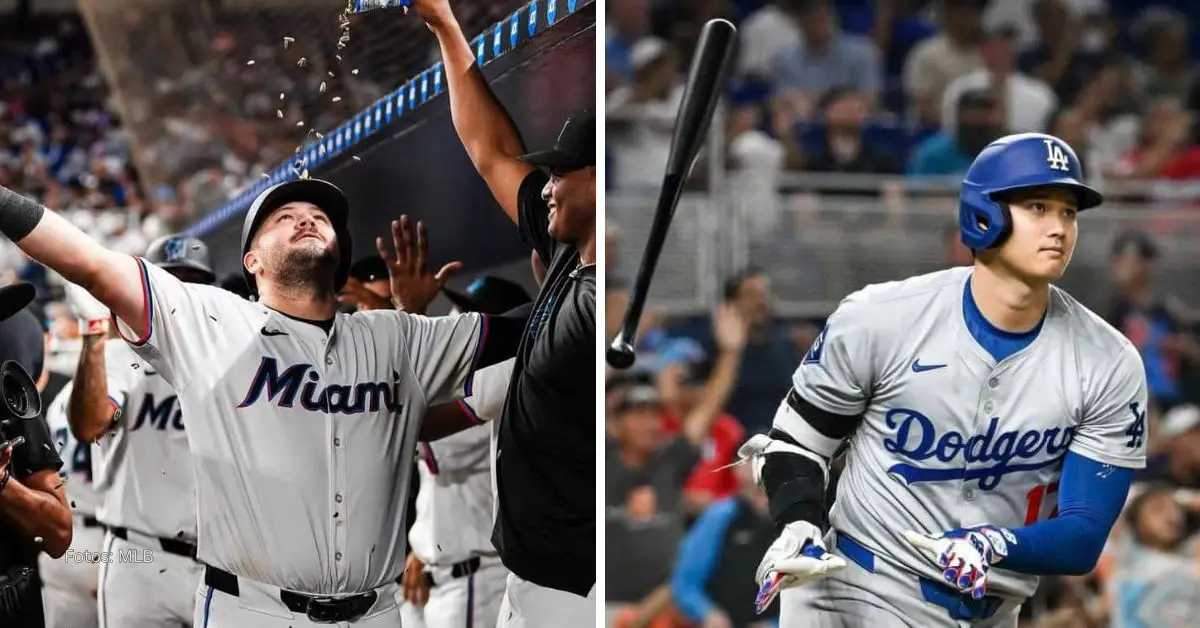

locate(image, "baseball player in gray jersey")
[[741, 133, 1149, 627], [65, 236, 216, 628], [399, 358, 515, 628], [0, 180, 525, 627], [39, 380, 102, 628]]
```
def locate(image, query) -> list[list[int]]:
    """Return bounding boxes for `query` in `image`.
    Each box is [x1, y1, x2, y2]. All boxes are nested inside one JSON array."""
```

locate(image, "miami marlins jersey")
[[45, 381, 99, 517], [782, 266, 1147, 600], [410, 358, 513, 567], [112, 259, 488, 594], [92, 338, 195, 540]]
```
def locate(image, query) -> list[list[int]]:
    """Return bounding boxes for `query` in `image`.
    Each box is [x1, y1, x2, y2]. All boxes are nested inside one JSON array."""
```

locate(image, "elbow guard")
[[739, 429, 830, 531]]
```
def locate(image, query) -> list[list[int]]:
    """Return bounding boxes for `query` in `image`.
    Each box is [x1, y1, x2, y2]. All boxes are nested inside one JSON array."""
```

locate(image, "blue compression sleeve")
[[671, 498, 740, 621], [1002, 451, 1132, 575]]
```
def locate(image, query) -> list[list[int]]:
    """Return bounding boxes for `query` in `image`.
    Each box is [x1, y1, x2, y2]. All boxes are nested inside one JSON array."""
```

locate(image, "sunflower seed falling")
[[283, 36, 294, 48], [300, 169, 310, 179], [297, 57, 307, 68], [246, 59, 255, 66], [277, 109, 284, 119], [314, 131, 324, 139], [351, 69, 359, 75], [279, 92, 286, 100], [352, 155, 362, 162], [319, 81, 327, 93], [261, 173, 270, 179], [328, 71, 336, 78], [34, 537, 43, 544], [335, 55, 342, 61], [331, 96, 342, 103], [296, 120, 305, 127]]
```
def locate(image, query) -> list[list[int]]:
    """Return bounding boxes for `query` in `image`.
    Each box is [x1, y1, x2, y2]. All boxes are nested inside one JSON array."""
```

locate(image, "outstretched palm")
[[376, 215, 462, 315]]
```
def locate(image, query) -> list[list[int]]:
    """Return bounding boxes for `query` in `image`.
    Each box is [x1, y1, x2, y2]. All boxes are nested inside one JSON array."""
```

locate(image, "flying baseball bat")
[[607, 19, 737, 369]]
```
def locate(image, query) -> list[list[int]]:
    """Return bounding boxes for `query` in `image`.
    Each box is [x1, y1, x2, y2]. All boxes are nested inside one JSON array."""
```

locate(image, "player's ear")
[[243, 250, 260, 275]]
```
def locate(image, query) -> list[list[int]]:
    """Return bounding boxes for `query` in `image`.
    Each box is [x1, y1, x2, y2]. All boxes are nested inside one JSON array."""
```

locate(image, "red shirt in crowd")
[[660, 410, 746, 502]]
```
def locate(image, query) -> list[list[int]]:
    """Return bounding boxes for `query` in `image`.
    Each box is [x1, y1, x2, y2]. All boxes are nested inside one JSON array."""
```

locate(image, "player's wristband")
[[79, 318, 109, 336], [0, 468, 11, 494]]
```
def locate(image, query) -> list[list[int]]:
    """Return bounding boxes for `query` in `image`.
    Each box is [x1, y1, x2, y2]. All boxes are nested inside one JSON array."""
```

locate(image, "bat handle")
[[606, 333, 636, 369]]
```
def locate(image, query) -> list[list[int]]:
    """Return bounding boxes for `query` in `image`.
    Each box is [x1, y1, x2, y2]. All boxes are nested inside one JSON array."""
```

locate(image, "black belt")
[[82, 516, 100, 529], [205, 566, 377, 624], [423, 556, 482, 588], [109, 527, 197, 559]]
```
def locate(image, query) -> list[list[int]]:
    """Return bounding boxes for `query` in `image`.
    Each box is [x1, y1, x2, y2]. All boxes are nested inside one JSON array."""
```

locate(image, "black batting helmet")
[[240, 178, 353, 295], [145, 235, 216, 284]]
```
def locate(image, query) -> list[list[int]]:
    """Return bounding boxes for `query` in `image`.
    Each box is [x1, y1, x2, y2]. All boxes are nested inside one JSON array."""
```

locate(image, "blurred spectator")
[[942, 26, 1057, 133], [1045, 107, 1101, 185], [903, 0, 986, 124], [768, 0, 883, 111], [1072, 61, 1142, 173], [1107, 97, 1200, 180], [1104, 485, 1200, 627], [605, 307, 746, 627], [1129, 7, 1195, 103], [608, 37, 686, 189], [908, 88, 1003, 176], [803, 89, 901, 175], [1016, 0, 1108, 105], [867, 0, 938, 90], [670, 463, 778, 628], [1106, 230, 1199, 413], [686, 268, 799, 436], [657, 347, 749, 516], [607, 0, 652, 88], [983, 0, 1107, 50], [736, 0, 802, 81]]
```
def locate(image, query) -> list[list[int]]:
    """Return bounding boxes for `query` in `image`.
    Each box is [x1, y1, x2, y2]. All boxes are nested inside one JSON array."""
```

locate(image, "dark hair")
[[1123, 483, 1174, 531], [817, 87, 855, 112], [957, 88, 998, 112], [723, 266, 766, 301]]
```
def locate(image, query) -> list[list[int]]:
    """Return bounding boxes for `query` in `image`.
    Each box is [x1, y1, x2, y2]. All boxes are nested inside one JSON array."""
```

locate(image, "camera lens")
[[2, 374, 24, 416]]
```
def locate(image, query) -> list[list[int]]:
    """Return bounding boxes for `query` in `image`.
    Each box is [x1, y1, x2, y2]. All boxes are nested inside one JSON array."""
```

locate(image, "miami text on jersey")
[[237, 357, 404, 414], [881, 408, 1075, 491], [131, 394, 185, 431]]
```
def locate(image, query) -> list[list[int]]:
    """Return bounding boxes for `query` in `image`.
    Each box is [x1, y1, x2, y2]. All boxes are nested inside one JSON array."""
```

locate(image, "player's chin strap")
[[735, 431, 832, 530]]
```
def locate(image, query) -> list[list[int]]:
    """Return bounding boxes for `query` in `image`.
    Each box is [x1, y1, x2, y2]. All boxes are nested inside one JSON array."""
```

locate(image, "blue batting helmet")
[[959, 133, 1103, 250]]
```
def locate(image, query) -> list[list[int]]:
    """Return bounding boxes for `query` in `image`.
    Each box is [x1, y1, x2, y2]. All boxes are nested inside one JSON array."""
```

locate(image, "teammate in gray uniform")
[[0, 180, 524, 627], [67, 236, 215, 628], [741, 133, 1149, 627]]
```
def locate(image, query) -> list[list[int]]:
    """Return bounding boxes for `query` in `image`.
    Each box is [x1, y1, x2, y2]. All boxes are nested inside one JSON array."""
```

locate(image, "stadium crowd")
[[606, 0, 1200, 627]]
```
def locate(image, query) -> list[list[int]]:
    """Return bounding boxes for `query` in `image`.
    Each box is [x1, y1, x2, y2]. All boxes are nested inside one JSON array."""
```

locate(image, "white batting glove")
[[64, 282, 110, 336], [754, 520, 846, 614], [903, 526, 1014, 600]]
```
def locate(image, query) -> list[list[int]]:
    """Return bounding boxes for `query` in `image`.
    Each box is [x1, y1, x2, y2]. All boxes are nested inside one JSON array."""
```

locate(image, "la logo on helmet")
[[1043, 139, 1070, 172]]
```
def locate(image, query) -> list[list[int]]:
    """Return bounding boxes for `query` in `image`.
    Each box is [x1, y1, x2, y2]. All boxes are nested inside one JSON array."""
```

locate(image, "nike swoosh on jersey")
[[260, 329, 288, 337], [910, 360, 947, 373]]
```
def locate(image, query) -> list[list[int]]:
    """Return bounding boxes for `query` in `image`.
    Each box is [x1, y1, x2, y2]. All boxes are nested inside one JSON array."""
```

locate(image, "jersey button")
[[963, 487, 978, 501], [335, 552, 342, 561], [988, 377, 999, 389], [325, 356, 334, 365], [983, 401, 994, 414], [335, 494, 343, 503], [334, 438, 341, 447]]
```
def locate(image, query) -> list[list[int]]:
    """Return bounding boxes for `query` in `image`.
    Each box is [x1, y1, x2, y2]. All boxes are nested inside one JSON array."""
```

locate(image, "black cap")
[[1112, 230, 1159, 260], [443, 276, 532, 315], [0, 282, 35, 324], [349, 256, 390, 283], [517, 109, 596, 172]]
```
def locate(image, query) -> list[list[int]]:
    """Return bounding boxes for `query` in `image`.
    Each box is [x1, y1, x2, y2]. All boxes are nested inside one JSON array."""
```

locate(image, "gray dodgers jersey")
[[112, 260, 487, 594], [93, 339, 196, 541], [782, 267, 1147, 600]]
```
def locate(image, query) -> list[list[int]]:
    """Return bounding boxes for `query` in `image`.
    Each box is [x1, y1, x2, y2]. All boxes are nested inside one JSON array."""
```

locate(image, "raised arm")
[[0, 187, 147, 337], [412, 0, 535, 222], [67, 333, 122, 444]]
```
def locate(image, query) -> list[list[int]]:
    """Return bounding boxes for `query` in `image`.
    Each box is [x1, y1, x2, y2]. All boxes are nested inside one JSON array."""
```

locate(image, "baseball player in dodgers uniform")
[[40, 380, 102, 628], [741, 133, 1149, 627], [65, 236, 218, 628], [400, 358, 515, 628], [0, 178, 524, 627]]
